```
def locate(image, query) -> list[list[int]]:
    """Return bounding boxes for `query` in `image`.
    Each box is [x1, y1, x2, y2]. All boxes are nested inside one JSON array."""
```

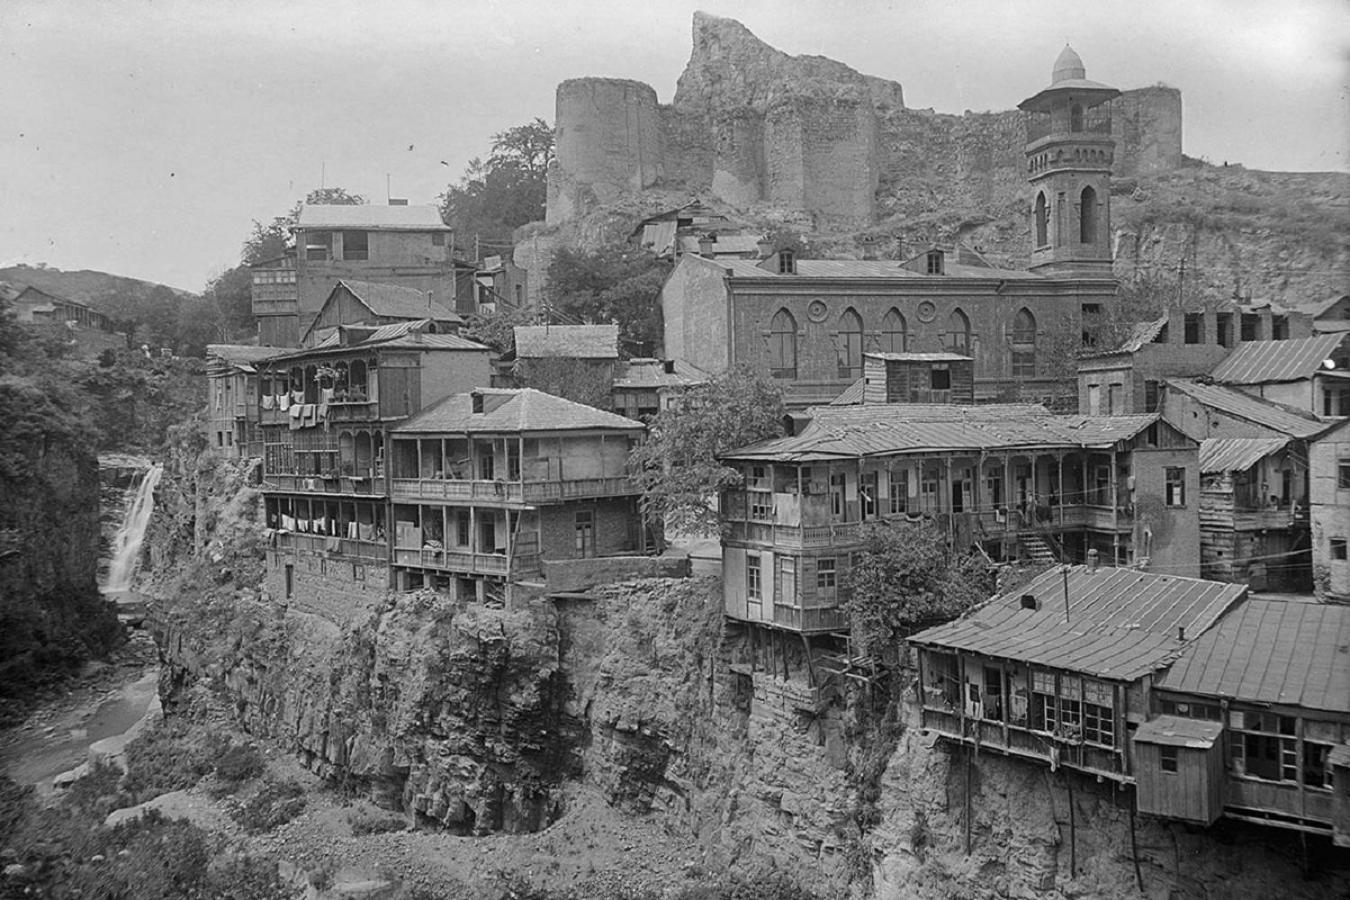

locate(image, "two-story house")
[[386, 388, 648, 604], [718, 403, 1200, 636], [205, 344, 279, 458], [299, 279, 464, 348]]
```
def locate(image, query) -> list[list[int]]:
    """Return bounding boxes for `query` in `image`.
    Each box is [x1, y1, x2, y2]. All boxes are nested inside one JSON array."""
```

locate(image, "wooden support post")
[[1129, 799, 1143, 892], [801, 634, 816, 688], [1067, 774, 1077, 879], [964, 744, 973, 856], [1110, 446, 1120, 565], [750, 625, 757, 674]]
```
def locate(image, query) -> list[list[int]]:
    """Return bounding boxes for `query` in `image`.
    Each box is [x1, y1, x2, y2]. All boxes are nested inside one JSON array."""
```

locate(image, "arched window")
[[837, 308, 864, 379], [769, 308, 797, 379], [1034, 192, 1049, 247], [1012, 308, 1036, 378], [1070, 104, 1083, 133], [881, 308, 908, 354], [1080, 186, 1098, 244], [945, 308, 972, 354]]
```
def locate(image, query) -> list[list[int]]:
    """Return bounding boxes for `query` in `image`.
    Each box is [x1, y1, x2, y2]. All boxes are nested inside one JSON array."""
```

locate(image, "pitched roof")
[[722, 404, 1158, 461], [829, 378, 866, 406], [394, 388, 644, 435], [1132, 715, 1224, 748], [864, 352, 974, 362], [1164, 379, 1329, 439], [514, 324, 619, 359], [336, 279, 461, 323], [205, 344, 282, 375], [910, 566, 1247, 682], [705, 256, 1041, 281], [1155, 599, 1350, 713], [611, 358, 710, 389], [296, 204, 449, 231], [271, 320, 489, 361], [1199, 437, 1291, 473], [1209, 334, 1345, 384]]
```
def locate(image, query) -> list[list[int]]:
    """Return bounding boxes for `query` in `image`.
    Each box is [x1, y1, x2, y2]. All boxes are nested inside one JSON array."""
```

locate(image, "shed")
[[1133, 715, 1226, 824]]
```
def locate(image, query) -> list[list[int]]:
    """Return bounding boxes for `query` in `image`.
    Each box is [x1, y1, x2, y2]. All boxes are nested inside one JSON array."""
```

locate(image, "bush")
[[233, 779, 306, 834], [121, 719, 219, 801], [214, 742, 265, 785]]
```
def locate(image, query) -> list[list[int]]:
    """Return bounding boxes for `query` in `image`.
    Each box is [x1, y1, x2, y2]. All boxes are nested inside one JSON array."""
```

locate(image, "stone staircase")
[[1021, 534, 1058, 565]]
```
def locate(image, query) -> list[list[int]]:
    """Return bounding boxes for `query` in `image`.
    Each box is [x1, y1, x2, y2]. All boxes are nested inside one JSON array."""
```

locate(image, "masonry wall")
[[1132, 446, 1201, 577], [265, 548, 390, 627], [537, 498, 641, 561], [765, 96, 878, 225], [1310, 426, 1350, 600], [659, 255, 732, 373]]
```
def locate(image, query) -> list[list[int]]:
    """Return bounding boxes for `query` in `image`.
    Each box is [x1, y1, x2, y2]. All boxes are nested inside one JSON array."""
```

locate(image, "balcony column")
[[1056, 452, 1065, 526], [1003, 454, 1013, 539], [944, 456, 954, 542], [1110, 446, 1119, 565]]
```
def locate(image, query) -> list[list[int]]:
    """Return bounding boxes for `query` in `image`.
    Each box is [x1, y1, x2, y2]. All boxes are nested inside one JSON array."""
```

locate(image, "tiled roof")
[[611, 358, 710, 389], [1155, 599, 1350, 713], [1163, 379, 1329, 439], [394, 388, 644, 435], [910, 566, 1247, 682], [514, 324, 619, 359], [1209, 334, 1345, 384], [1198, 437, 1291, 473], [297, 204, 449, 231], [722, 404, 1156, 461], [336, 279, 461, 323], [1132, 715, 1224, 748]]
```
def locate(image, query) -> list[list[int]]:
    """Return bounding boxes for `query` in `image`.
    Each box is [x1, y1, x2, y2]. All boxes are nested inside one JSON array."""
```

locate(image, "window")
[[1087, 384, 1101, 415], [575, 510, 595, 558], [1216, 313, 1234, 347], [1079, 186, 1097, 244], [881, 308, 908, 353], [1332, 538, 1348, 561], [1034, 192, 1048, 247], [1031, 671, 1058, 731], [1159, 746, 1179, 773], [1144, 380, 1160, 413], [945, 308, 972, 354], [931, 366, 951, 390], [888, 469, 908, 514], [477, 450, 495, 480], [1081, 303, 1103, 346], [1108, 383, 1122, 415], [926, 250, 944, 275], [830, 473, 847, 520], [1272, 315, 1289, 340], [1165, 467, 1186, 507], [769, 309, 798, 379], [1070, 103, 1083, 132], [986, 470, 1004, 508], [305, 231, 331, 261], [1012, 308, 1036, 378], [1240, 313, 1260, 341], [1325, 389, 1350, 417], [1341, 463, 1350, 488], [816, 558, 836, 597], [341, 231, 369, 261], [456, 510, 471, 547], [1184, 313, 1204, 345], [777, 250, 796, 274], [747, 553, 762, 600], [1304, 741, 1333, 789], [1230, 711, 1297, 782], [1081, 680, 1115, 746], [749, 490, 772, 521], [1144, 423, 1159, 446], [837, 309, 864, 379], [860, 472, 878, 519]]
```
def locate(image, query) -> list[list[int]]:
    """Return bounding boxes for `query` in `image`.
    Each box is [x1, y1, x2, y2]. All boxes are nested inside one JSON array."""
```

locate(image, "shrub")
[[214, 742, 265, 785], [233, 779, 306, 834], [121, 719, 219, 802]]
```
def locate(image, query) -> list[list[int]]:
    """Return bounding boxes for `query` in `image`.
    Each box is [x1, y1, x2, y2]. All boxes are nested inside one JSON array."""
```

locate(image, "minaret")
[[1019, 46, 1120, 277]]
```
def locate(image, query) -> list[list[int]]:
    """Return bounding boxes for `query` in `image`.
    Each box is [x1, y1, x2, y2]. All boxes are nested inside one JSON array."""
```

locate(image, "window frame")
[[1165, 467, 1186, 507]]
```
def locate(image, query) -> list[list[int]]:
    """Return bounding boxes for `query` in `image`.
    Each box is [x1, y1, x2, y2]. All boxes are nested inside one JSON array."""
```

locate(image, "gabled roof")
[[514, 324, 619, 360], [1198, 437, 1291, 474], [270, 320, 489, 362], [1164, 379, 1329, 439], [296, 204, 449, 231], [1155, 599, 1350, 713], [829, 378, 866, 406], [394, 388, 644, 435], [611, 357, 710, 389], [910, 566, 1247, 682], [334, 279, 461, 324], [722, 404, 1159, 461], [1209, 334, 1345, 384], [205, 344, 282, 375]]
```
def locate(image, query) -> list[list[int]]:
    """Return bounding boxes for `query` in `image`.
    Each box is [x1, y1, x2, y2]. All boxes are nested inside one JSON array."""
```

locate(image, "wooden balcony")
[[1233, 506, 1310, 532], [920, 704, 1128, 782], [391, 546, 542, 579], [1226, 777, 1334, 828], [259, 399, 380, 426], [275, 531, 385, 564], [728, 520, 865, 550], [770, 603, 847, 634], [263, 473, 383, 497], [390, 476, 637, 506]]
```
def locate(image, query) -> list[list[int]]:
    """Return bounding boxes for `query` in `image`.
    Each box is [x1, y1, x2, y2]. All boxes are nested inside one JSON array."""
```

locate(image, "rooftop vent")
[[1020, 594, 1039, 610], [471, 391, 484, 414]]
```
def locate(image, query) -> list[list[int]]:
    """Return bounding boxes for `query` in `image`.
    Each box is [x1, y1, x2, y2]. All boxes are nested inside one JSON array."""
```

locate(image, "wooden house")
[[1207, 332, 1350, 417], [299, 279, 464, 348], [387, 389, 648, 603], [1132, 716, 1226, 824], [610, 357, 708, 421], [909, 566, 1246, 782], [204, 344, 279, 458], [250, 254, 299, 347], [718, 403, 1201, 635]]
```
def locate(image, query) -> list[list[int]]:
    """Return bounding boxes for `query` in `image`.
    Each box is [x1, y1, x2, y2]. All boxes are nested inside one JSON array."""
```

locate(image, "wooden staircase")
[[1021, 534, 1058, 565]]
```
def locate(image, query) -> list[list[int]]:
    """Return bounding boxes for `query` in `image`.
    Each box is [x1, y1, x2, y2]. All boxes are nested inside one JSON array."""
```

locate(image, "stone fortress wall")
[[546, 13, 1183, 228]]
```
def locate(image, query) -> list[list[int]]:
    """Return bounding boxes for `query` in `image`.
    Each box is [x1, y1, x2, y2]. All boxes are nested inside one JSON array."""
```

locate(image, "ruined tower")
[[1019, 47, 1119, 277]]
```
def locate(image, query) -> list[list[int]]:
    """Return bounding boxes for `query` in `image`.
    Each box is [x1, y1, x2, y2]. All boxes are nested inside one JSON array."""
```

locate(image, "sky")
[[1, 0, 1346, 293]]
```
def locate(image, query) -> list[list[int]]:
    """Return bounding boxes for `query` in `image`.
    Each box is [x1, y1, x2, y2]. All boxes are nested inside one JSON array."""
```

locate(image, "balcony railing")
[[263, 473, 383, 496], [771, 604, 848, 634], [275, 531, 385, 564], [390, 476, 638, 505], [391, 546, 542, 578], [1233, 506, 1309, 531]]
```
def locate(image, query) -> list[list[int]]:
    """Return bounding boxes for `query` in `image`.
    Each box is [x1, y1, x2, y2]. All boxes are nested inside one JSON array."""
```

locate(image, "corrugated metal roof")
[[723, 404, 1156, 461], [514, 324, 619, 359], [1198, 437, 1291, 473], [829, 378, 866, 406], [1209, 334, 1345, 384], [611, 358, 710, 389], [297, 204, 449, 231], [337, 279, 461, 323], [205, 344, 282, 376], [1164, 379, 1329, 439], [1155, 599, 1350, 713], [1132, 715, 1224, 748], [864, 352, 973, 362], [274, 321, 489, 360], [910, 566, 1247, 682], [395, 388, 643, 435]]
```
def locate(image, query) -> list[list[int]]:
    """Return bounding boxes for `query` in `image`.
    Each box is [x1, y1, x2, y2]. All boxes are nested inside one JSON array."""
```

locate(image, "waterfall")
[[104, 464, 163, 593]]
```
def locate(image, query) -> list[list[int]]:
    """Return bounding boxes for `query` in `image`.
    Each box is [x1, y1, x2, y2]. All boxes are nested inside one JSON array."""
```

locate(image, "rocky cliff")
[[542, 13, 1347, 306], [146, 455, 1347, 897]]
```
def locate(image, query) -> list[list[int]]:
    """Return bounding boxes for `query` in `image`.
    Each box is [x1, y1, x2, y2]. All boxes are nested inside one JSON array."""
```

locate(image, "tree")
[[628, 366, 785, 535], [439, 119, 554, 248], [461, 304, 539, 356], [546, 244, 672, 355], [841, 520, 993, 657]]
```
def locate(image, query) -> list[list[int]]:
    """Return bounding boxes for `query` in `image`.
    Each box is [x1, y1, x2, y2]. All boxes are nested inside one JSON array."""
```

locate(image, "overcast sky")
[[2, 0, 1345, 292]]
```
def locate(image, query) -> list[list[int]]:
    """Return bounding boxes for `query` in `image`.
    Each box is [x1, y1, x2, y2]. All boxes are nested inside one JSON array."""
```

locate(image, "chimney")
[[1086, 549, 1099, 573], [698, 234, 716, 256], [471, 391, 484, 414], [388, 198, 408, 206], [1178, 625, 1186, 641]]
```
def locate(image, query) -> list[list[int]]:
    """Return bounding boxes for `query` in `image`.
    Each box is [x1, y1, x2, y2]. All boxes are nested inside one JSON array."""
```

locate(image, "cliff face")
[[545, 13, 1346, 306]]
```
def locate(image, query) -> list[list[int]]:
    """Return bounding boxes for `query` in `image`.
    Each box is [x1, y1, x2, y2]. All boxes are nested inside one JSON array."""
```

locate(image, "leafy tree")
[[842, 520, 993, 657], [462, 304, 540, 356], [439, 118, 554, 248], [546, 244, 672, 355], [628, 366, 785, 535]]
